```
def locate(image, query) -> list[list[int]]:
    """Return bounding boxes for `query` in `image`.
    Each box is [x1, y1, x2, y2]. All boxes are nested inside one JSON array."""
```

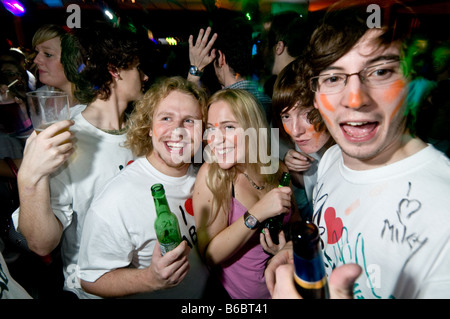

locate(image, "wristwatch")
[[244, 211, 260, 229], [189, 65, 203, 77]]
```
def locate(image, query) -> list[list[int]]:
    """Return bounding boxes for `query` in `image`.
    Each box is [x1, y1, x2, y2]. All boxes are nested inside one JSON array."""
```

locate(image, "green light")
[[246, 12, 251, 20], [166, 37, 177, 45]]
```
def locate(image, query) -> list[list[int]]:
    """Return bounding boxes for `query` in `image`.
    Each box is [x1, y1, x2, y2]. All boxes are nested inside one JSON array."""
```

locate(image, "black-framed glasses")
[[309, 60, 405, 94]]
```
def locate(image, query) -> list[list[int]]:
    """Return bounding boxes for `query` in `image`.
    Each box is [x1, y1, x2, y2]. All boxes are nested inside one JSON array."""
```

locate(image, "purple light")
[[2, 0, 26, 16]]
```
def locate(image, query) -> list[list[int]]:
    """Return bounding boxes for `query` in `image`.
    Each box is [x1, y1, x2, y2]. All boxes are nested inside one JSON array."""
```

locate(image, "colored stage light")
[[2, 0, 25, 16]]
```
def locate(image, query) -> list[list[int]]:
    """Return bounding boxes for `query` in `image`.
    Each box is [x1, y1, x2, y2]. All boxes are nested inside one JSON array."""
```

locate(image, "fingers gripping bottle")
[[291, 220, 330, 299], [151, 183, 182, 256], [261, 172, 291, 244]]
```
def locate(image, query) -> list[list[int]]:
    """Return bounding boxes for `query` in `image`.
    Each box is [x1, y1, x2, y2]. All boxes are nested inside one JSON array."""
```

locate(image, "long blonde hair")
[[205, 89, 283, 218], [32, 24, 66, 49]]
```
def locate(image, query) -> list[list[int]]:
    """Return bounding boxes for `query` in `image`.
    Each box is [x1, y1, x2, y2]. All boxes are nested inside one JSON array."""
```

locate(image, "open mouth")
[[165, 141, 186, 154], [340, 121, 378, 141]]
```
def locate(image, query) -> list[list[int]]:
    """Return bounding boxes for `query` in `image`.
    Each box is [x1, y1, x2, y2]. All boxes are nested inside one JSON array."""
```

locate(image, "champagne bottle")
[[291, 220, 329, 299], [261, 172, 290, 244], [151, 183, 182, 256]]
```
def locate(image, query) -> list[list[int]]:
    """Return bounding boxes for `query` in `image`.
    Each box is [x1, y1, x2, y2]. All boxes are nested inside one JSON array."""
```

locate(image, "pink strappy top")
[[219, 184, 291, 299]]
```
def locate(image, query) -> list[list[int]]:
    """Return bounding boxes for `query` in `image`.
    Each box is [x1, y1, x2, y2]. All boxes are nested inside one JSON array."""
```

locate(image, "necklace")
[[243, 172, 265, 190], [100, 126, 128, 135]]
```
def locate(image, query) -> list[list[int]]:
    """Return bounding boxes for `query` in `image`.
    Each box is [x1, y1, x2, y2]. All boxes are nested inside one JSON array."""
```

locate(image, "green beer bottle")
[[261, 172, 290, 244], [151, 183, 182, 255], [291, 220, 329, 299]]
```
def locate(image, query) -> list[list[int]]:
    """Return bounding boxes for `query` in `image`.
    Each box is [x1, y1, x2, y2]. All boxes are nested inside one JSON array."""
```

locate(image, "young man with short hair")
[[266, 0, 450, 299]]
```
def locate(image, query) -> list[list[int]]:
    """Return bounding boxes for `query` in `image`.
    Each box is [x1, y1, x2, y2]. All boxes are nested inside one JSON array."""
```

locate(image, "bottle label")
[[159, 242, 178, 256], [293, 252, 327, 289]]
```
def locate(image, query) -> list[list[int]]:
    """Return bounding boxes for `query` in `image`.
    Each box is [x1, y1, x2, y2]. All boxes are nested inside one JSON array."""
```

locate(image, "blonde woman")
[[32, 24, 81, 109], [193, 89, 299, 299]]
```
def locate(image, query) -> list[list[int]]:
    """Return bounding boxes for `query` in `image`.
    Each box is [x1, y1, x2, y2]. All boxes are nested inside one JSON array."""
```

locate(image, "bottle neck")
[[279, 173, 290, 187], [153, 195, 171, 217], [292, 221, 321, 259]]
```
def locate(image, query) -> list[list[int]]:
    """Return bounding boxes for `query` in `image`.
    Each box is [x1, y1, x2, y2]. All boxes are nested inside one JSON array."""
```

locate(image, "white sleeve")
[[49, 176, 74, 229], [11, 176, 73, 231], [316, 144, 340, 181], [78, 201, 134, 283]]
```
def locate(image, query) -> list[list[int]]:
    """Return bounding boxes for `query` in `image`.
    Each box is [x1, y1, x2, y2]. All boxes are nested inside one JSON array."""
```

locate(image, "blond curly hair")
[[125, 76, 208, 157]]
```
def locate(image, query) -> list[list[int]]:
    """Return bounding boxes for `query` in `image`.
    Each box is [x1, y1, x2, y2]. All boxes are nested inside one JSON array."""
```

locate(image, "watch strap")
[[189, 65, 203, 77]]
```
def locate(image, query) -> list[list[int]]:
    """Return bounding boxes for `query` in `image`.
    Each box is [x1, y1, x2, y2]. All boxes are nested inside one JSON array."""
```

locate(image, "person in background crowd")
[[266, 0, 450, 299], [261, 11, 311, 97], [6, 48, 36, 91], [272, 57, 334, 219], [193, 89, 300, 299], [32, 24, 86, 116], [188, 17, 272, 123], [187, 26, 217, 90], [0, 24, 87, 173], [12, 22, 148, 298], [0, 57, 33, 146]]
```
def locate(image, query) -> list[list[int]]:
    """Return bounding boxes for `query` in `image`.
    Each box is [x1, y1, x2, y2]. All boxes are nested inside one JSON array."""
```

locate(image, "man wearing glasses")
[[266, 0, 450, 299]]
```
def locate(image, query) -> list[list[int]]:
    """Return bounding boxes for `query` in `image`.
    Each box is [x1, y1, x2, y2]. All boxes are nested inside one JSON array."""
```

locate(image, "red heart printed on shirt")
[[184, 198, 194, 216], [324, 207, 344, 244]]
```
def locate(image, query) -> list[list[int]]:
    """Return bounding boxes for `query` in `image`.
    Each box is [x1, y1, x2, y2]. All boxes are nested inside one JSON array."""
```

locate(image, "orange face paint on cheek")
[[383, 79, 406, 103], [152, 123, 164, 138], [319, 94, 335, 112], [317, 95, 334, 129], [384, 80, 407, 124], [319, 111, 333, 129], [282, 123, 292, 135], [306, 125, 315, 134], [389, 94, 407, 124], [309, 127, 321, 144]]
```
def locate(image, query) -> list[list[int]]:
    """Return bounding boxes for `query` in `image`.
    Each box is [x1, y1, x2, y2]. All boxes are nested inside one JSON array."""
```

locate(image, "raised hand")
[[188, 27, 218, 71], [19, 120, 74, 184]]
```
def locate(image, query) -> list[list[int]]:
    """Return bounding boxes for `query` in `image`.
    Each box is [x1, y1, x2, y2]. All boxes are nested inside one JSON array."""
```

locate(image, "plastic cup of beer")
[[26, 91, 70, 135]]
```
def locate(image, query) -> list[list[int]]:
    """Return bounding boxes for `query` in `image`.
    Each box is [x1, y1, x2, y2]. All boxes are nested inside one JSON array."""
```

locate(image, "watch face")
[[189, 66, 198, 74], [248, 216, 257, 227], [245, 215, 258, 229]]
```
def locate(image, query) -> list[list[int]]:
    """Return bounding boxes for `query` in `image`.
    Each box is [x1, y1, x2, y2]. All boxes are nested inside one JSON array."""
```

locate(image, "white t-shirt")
[[78, 157, 209, 299], [13, 110, 134, 298], [312, 144, 450, 299], [294, 144, 324, 203]]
